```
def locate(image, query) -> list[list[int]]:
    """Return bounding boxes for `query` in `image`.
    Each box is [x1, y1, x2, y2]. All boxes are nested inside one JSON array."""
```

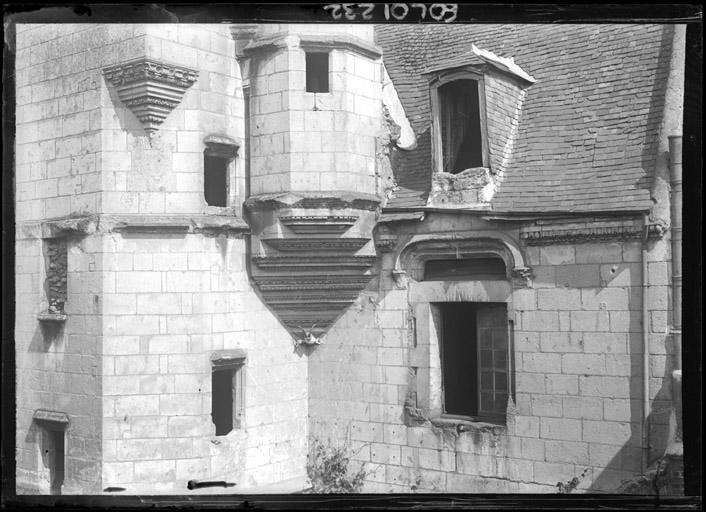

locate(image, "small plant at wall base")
[[306, 437, 367, 493], [556, 468, 590, 493]]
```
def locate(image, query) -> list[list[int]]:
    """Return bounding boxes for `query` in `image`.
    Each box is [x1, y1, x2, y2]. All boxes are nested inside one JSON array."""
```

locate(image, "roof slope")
[[376, 24, 673, 213]]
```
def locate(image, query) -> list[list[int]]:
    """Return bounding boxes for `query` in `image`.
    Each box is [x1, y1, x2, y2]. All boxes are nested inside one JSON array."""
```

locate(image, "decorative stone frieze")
[[252, 255, 376, 270], [375, 238, 397, 253], [280, 215, 357, 234], [103, 58, 198, 136], [520, 218, 665, 245], [262, 237, 370, 252]]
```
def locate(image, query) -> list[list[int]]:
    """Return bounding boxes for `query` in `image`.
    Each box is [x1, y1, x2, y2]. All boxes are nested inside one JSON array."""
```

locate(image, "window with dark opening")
[[204, 154, 228, 207], [439, 79, 484, 173], [306, 52, 329, 93], [437, 302, 511, 421], [424, 257, 506, 281], [211, 353, 245, 436], [39, 427, 65, 495]]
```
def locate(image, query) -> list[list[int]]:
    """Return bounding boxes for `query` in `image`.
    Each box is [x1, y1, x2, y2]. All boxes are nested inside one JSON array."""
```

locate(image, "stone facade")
[[14, 22, 683, 495]]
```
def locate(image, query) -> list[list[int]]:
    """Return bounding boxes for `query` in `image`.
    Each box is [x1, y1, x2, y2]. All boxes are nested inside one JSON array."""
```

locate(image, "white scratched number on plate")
[[324, 4, 458, 22]]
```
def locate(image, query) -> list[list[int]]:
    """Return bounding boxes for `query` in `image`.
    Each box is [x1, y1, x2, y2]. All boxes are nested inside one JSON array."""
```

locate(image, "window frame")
[[434, 301, 514, 425], [203, 136, 240, 210], [304, 50, 331, 94], [429, 69, 490, 174], [210, 352, 246, 436]]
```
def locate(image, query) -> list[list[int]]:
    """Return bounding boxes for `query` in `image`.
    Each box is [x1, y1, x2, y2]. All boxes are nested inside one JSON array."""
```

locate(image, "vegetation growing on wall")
[[306, 437, 367, 493]]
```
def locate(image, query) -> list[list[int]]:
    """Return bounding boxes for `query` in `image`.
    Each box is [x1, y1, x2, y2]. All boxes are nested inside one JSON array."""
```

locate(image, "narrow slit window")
[[439, 79, 483, 173], [306, 52, 329, 93], [38, 427, 65, 495], [211, 353, 245, 436], [438, 302, 510, 422], [204, 154, 228, 207]]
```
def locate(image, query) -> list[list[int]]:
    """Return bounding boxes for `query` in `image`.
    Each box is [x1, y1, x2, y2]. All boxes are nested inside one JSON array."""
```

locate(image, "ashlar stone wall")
[[16, 23, 309, 494], [308, 213, 673, 493]]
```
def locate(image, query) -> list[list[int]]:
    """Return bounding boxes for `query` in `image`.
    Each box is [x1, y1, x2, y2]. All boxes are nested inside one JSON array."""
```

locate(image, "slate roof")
[[375, 24, 673, 213]]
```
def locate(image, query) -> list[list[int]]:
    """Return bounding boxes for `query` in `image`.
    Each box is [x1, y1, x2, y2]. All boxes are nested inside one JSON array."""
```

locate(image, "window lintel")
[[211, 349, 247, 369]]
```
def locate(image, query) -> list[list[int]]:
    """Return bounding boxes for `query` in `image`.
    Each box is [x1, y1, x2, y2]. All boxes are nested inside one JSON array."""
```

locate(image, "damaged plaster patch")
[[376, 105, 400, 203], [427, 167, 494, 208], [381, 65, 417, 150]]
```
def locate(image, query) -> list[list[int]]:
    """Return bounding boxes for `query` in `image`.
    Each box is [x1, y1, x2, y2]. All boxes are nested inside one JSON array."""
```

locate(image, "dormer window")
[[430, 71, 489, 174]]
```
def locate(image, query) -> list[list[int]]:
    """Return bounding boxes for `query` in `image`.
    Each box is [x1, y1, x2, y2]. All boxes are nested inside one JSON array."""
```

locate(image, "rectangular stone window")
[[438, 302, 511, 421], [306, 52, 329, 93], [203, 154, 228, 207], [211, 351, 245, 435]]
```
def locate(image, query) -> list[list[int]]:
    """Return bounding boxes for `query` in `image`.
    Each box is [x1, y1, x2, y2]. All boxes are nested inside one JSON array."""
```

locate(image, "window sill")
[[37, 312, 68, 323], [430, 415, 506, 433], [103, 214, 249, 235]]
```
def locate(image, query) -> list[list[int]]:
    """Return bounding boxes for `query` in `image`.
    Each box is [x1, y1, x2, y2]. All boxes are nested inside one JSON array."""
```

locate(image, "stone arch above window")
[[392, 231, 532, 287]]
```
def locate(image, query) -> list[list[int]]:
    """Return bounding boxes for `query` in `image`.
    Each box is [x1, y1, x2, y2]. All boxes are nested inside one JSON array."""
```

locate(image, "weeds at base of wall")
[[305, 437, 367, 493], [616, 455, 683, 495], [556, 468, 590, 493]]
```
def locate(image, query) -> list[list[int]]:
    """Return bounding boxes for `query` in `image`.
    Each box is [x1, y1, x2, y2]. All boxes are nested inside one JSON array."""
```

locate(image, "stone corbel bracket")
[[103, 58, 198, 136]]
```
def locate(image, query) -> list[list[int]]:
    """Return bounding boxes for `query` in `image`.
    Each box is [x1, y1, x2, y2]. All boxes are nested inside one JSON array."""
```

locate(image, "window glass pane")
[[481, 392, 494, 412], [495, 350, 507, 367], [495, 393, 508, 413], [479, 328, 492, 348], [480, 350, 493, 368], [495, 372, 508, 392], [481, 371, 493, 389]]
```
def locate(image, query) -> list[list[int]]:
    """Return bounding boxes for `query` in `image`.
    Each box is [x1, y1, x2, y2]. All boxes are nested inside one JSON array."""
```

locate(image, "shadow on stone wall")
[[589, 336, 675, 493], [636, 24, 674, 197]]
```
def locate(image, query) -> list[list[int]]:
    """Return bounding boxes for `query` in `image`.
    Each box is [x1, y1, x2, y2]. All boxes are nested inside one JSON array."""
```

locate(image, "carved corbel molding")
[[511, 266, 534, 288], [103, 58, 198, 136], [392, 269, 409, 289]]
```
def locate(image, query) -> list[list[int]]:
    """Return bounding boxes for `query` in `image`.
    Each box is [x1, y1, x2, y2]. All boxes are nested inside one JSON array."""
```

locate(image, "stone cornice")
[[520, 219, 665, 245], [103, 58, 198, 136], [245, 192, 380, 212], [18, 214, 248, 239], [298, 34, 382, 60], [241, 32, 382, 60]]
